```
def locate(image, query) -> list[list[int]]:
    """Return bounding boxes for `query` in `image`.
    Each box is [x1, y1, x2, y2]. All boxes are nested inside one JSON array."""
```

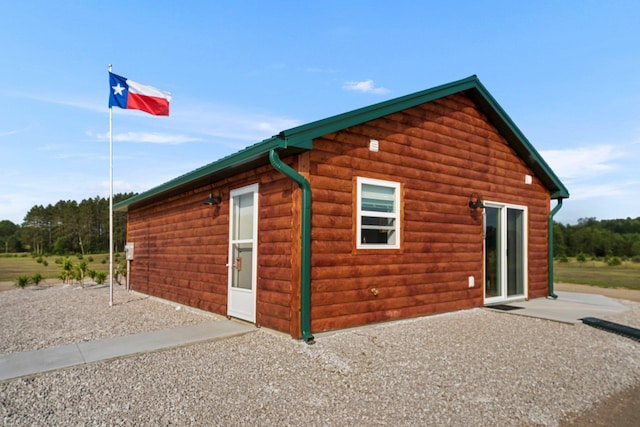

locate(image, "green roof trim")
[[115, 75, 568, 212]]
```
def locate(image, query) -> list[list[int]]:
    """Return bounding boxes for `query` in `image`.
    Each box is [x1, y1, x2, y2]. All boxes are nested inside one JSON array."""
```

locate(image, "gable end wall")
[[308, 93, 550, 332]]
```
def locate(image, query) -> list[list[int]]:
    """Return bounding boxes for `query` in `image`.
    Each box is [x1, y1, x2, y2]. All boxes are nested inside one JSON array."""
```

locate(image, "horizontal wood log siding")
[[308, 93, 550, 332], [126, 161, 297, 335]]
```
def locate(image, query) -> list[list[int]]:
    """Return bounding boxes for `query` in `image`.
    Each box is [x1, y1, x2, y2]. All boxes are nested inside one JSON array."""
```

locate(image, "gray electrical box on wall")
[[125, 242, 134, 260]]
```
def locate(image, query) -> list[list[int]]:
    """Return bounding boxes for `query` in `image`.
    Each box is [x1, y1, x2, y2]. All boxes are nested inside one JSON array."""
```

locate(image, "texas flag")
[[108, 72, 172, 116]]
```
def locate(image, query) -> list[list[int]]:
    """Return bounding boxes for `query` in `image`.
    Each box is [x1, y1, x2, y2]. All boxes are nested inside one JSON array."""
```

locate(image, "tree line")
[[0, 193, 135, 255], [554, 217, 640, 259]]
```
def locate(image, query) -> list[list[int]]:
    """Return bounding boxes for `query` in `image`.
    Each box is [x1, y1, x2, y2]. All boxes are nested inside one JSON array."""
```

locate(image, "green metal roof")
[[115, 75, 568, 212]]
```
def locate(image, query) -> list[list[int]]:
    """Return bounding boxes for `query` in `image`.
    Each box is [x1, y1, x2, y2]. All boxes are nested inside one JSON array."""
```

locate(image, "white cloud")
[[3, 90, 104, 113], [90, 131, 200, 145], [343, 79, 390, 94], [0, 127, 29, 138], [171, 102, 301, 142], [539, 145, 619, 180]]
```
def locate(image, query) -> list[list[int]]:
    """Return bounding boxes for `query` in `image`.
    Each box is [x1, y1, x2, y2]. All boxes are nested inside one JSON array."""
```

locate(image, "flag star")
[[112, 83, 125, 96]]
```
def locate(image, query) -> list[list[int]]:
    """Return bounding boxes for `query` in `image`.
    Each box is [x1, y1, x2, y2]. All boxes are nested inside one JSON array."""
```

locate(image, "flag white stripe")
[[126, 79, 172, 101]]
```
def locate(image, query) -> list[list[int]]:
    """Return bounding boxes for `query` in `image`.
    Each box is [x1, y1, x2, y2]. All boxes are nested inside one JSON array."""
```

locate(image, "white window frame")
[[356, 177, 401, 249]]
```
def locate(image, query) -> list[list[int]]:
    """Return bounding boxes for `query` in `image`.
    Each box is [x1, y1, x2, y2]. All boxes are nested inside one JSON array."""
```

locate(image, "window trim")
[[356, 177, 401, 250]]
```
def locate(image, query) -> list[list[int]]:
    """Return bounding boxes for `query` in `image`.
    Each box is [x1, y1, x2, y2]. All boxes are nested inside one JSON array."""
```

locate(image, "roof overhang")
[[114, 136, 311, 212]]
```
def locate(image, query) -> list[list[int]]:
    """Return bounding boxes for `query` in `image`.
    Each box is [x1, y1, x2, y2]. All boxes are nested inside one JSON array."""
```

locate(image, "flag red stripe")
[[127, 93, 170, 116]]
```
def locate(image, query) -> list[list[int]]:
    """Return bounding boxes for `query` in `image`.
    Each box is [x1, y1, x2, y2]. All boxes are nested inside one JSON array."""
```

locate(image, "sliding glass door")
[[484, 204, 527, 304]]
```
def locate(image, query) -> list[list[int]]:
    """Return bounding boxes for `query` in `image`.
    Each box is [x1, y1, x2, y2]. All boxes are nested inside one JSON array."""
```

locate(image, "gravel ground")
[[1, 283, 639, 426]]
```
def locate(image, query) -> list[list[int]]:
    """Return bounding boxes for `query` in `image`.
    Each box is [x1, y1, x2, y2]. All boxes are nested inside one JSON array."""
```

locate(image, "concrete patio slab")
[[486, 291, 628, 324]]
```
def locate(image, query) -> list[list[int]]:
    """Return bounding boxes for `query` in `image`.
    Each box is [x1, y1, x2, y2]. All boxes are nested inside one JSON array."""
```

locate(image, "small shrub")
[[101, 258, 107, 264], [88, 256, 94, 262], [87, 269, 97, 280], [557, 255, 569, 263], [43, 260, 49, 267], [632, 255, 640, 264], [76, 260, 88, 288], [607, 256, 622, 267], [576, 253, 587, 263], [95, 271, 107, 285], [15, 276, 30, 288], [31, 273, 43, 286], [36, 256, 44, 264], [60, 257, 74, 284]]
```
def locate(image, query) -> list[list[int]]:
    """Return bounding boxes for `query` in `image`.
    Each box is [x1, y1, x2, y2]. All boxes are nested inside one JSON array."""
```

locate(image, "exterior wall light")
[[468, 192, 485, 209], [203, 192, 222, 206], [204, 191, 223, 217]]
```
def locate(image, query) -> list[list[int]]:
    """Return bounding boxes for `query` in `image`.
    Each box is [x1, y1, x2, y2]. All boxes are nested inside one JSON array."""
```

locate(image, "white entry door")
[[227, 184, 258, 322]]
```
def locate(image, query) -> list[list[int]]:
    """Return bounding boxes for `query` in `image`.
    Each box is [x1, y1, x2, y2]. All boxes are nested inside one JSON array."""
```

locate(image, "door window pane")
[[485, 207, 501, 298], [232, 243, 253, 290], [232, 193, 254, 240], [507, 208, 524, 296]]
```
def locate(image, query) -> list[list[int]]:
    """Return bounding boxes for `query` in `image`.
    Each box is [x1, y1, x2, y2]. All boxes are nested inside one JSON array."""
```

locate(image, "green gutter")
[[269, 149, 314, 343], [548, 199, 564, 299]]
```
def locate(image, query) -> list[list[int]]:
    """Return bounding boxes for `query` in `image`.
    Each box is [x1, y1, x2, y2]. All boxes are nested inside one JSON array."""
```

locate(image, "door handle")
[[235, 256, 242, 271]]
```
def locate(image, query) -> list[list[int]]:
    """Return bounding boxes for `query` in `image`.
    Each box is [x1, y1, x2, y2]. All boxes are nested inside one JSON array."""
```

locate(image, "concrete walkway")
[[486, 291, 629, 323], [0, 320, 254, 382]]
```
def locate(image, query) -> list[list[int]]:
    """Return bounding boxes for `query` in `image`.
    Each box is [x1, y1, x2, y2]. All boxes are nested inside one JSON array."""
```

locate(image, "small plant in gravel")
[[60, 257, 74, 284], [113, 263, 126, 286], [31, 272, 43, 286], [14, 275, 30, 289], [95, 271, 107, 285], [75, 260, 88, 288]]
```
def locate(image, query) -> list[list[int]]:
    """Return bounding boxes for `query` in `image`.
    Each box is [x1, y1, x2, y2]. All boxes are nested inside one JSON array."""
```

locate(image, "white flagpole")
[[108, 64, 114, 307]]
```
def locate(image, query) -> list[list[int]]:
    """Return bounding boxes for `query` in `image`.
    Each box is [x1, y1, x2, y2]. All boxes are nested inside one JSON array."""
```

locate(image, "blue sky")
[[1, 1, 639, 225]]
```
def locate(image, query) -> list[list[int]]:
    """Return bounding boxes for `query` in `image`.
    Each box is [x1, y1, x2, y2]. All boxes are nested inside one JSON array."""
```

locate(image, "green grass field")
[[0, 253, 114, 282], [554, 258, 640, 291]]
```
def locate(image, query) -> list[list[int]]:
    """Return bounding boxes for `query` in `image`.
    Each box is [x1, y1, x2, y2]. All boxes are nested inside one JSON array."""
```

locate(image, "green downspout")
[[548, 198, 564, 299], [269, 149, 314, 343]]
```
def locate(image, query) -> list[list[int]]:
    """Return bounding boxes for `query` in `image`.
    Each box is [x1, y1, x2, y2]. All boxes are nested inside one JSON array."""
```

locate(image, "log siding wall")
[[127, 161, 298, 335], [308, 93, 550, 332]]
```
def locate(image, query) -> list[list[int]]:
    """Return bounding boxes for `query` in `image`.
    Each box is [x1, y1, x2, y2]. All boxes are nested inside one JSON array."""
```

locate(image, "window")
[[357, 177, 401, 249]]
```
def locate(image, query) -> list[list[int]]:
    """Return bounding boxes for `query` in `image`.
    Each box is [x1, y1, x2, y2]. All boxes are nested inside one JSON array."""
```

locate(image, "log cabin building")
[[115, 76, 569, 341]]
